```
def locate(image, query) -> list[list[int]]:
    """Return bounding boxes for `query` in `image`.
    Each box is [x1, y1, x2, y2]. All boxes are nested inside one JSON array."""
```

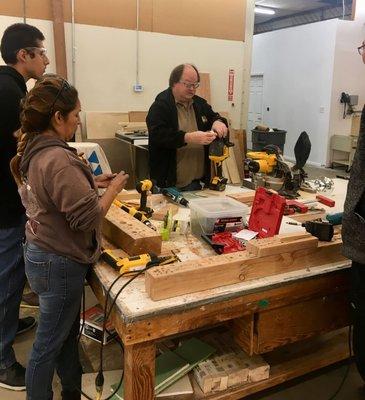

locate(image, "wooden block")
[[145, 239, 345, 300], [242, 354, 270, 382], [246, 236, 319, 257], [221, 357, 249, 387], [85, 111, 129, 139], [128, 111, 148, 123], [227, 192, 255, 205], [102, 204, 162, 256]]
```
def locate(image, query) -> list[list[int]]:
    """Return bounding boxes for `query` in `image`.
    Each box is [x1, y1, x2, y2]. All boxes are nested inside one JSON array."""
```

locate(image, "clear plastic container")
[[189, 197, 249, 236]]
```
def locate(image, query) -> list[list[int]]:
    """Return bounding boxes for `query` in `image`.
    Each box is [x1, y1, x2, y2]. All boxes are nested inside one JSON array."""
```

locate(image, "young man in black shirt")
[[0, 23, 49, 391]]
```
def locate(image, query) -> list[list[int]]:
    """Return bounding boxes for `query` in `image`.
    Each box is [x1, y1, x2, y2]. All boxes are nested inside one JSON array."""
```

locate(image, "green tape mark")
[[258, 299, 269, 308]]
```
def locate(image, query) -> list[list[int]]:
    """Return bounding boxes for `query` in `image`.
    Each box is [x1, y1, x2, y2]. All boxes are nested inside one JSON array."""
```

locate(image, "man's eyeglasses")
[[16, 47, 48, 58], [179, 81, 200, 89], [358, 43, 365, 55], [49, 78, 71, 116]]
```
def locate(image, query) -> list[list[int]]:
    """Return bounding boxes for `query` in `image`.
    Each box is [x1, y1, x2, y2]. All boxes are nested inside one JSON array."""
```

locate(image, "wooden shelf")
[[192, 329, 349, 399]]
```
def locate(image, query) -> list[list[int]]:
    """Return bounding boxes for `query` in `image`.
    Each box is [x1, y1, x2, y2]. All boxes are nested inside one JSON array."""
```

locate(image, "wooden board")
[[195, 73, 211, 104], [102, 204, 162, 256], [128, 111, 148, 123], [145, 239, 345, 300], [246, 234, 318, 257], [225, 148, 241, 184], [227, 192, 255, 206], [85, 111, 129, 139]]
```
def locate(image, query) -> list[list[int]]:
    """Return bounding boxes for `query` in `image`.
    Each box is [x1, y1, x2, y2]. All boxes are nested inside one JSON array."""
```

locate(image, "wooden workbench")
[[88, 179, 351, 400]]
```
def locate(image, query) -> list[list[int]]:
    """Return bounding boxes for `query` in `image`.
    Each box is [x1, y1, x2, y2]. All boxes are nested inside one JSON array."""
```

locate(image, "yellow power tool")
[[209, 137, 234, 191], [113, 199, 156, 230], [100, 249, 177, 274], [246, 151, 277, 174], [136, 179, 154, 217]]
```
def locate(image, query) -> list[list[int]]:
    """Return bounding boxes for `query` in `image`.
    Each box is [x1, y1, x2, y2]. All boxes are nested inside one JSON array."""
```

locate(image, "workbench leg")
[[124, 342, 155, 400]]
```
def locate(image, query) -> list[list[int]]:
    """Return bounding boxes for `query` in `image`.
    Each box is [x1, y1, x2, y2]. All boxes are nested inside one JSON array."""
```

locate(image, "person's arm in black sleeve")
[[146, 101, 186, 149]]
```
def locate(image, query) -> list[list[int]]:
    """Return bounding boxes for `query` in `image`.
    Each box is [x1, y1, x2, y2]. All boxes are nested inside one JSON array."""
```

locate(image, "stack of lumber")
[[194, 331, 269, 394]]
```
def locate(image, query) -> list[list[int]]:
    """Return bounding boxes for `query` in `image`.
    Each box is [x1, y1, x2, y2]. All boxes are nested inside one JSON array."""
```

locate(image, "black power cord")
[[78, 261, 161, 399]]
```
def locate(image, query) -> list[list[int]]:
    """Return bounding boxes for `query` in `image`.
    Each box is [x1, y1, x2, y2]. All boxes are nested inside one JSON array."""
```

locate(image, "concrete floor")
[[2, 164, 355, 400]]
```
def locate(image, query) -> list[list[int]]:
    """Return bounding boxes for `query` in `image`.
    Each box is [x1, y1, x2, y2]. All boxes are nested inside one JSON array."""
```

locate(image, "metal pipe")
[[71, 0, 76, 85], [23, 0, 26, 23]]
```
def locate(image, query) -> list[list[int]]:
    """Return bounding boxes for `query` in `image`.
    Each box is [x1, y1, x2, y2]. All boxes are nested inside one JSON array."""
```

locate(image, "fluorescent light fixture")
[[254, 6, 275, 15]]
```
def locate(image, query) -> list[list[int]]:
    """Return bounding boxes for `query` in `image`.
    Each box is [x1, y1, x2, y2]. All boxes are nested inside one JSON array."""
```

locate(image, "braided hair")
[[10, 74, 78, 186]]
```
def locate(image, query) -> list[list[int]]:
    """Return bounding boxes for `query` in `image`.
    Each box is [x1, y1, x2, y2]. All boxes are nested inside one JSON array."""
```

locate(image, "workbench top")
[[94, 178, 349, 323]]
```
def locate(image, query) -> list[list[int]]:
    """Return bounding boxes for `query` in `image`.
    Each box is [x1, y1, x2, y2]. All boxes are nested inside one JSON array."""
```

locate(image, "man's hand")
[[212, 120, 228, 138], [94, 173, 117, 188], [185, 130, 217, 145]]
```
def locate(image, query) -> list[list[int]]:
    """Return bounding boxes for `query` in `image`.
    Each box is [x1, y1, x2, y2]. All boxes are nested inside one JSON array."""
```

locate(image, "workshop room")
[[1, 0, 365, 399]]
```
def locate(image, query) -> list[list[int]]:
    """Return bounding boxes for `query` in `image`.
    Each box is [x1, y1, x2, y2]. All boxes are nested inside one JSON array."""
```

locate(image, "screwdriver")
[[287, 220, 334, 242]]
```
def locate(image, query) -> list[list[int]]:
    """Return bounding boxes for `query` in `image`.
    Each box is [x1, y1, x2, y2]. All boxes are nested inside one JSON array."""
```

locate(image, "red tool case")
[[248, 187, 286, 238]]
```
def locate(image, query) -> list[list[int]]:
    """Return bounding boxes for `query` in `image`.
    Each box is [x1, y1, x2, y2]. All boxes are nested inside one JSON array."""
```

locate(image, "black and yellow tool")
[[209, 136, 234, 191], [113, 199, 156, 231], [245, 150, 277, 174], [136, 179, 154, 217], [100, 248, 177, 274]]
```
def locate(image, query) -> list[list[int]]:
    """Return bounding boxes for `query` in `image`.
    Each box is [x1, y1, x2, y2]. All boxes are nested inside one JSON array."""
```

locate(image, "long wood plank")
[[102, 204, 162, 256], [145, 239, 344, 300], [246, 235, 318, 257]]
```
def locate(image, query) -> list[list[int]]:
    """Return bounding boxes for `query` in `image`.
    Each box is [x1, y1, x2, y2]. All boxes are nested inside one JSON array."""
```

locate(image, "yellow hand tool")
[[136, 179, 154, 217], [100, 249, 177, 274], [113, 199, 156, 230]]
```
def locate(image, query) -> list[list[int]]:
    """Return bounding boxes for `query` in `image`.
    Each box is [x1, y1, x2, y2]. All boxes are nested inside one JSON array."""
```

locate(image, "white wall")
[[328, 2, 365, 162], [251, 19, 338, 166], [0, 15, 245, 128]]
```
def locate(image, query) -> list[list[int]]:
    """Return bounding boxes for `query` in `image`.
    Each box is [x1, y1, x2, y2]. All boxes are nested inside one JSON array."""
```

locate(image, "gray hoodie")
[[19, 133, 102, 264]]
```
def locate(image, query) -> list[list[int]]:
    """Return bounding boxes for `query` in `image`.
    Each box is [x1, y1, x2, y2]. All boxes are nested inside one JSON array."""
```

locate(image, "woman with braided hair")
[[10, 74, 128, 400]]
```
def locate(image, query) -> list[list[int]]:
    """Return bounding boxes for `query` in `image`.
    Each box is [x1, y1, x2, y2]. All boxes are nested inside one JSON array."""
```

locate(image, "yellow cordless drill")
[[136, 179, 154, 217], [209, 137, 234, 191]]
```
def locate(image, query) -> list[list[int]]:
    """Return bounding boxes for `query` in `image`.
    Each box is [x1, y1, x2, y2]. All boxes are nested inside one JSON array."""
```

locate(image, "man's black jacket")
[[146, 88, 227, 188], [0, 66, 26, 228]]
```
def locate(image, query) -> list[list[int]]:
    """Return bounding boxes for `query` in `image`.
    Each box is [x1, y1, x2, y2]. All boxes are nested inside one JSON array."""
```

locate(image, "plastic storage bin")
[[190, 197, 249, 236], [251, 129, 287, 153]]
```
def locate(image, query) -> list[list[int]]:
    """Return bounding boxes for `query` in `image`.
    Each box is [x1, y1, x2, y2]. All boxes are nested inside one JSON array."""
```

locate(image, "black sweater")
[[0, 66, 26, 228], [146, 88, 227, 188]]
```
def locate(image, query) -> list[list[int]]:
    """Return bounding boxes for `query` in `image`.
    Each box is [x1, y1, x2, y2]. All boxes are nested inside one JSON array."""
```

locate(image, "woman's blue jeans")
[[24, 242, 89, 400]]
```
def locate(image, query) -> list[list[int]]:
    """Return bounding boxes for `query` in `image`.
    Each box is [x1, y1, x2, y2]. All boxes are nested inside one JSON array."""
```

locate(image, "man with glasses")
[[147, 63, 228, 190], [0, 23, 49, 391], [342, 40, 365, 385]]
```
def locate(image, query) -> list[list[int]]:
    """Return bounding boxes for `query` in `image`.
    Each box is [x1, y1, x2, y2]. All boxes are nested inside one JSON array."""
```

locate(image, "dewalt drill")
[[136, 179, 154, 217], [209, 136, 234, 191]]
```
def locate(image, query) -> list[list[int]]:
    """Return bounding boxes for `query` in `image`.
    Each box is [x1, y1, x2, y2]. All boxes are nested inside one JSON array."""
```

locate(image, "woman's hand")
[[94, 173, 117, 188], [109, 171, 129, 194]]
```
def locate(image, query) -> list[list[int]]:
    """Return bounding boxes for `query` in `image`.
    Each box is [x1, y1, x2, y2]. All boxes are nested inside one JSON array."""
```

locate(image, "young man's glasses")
[[358, 43, 365, 55], [49, 79, 71, 116], [179, 81, 200, 89], [16, 47, 48, 58]]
